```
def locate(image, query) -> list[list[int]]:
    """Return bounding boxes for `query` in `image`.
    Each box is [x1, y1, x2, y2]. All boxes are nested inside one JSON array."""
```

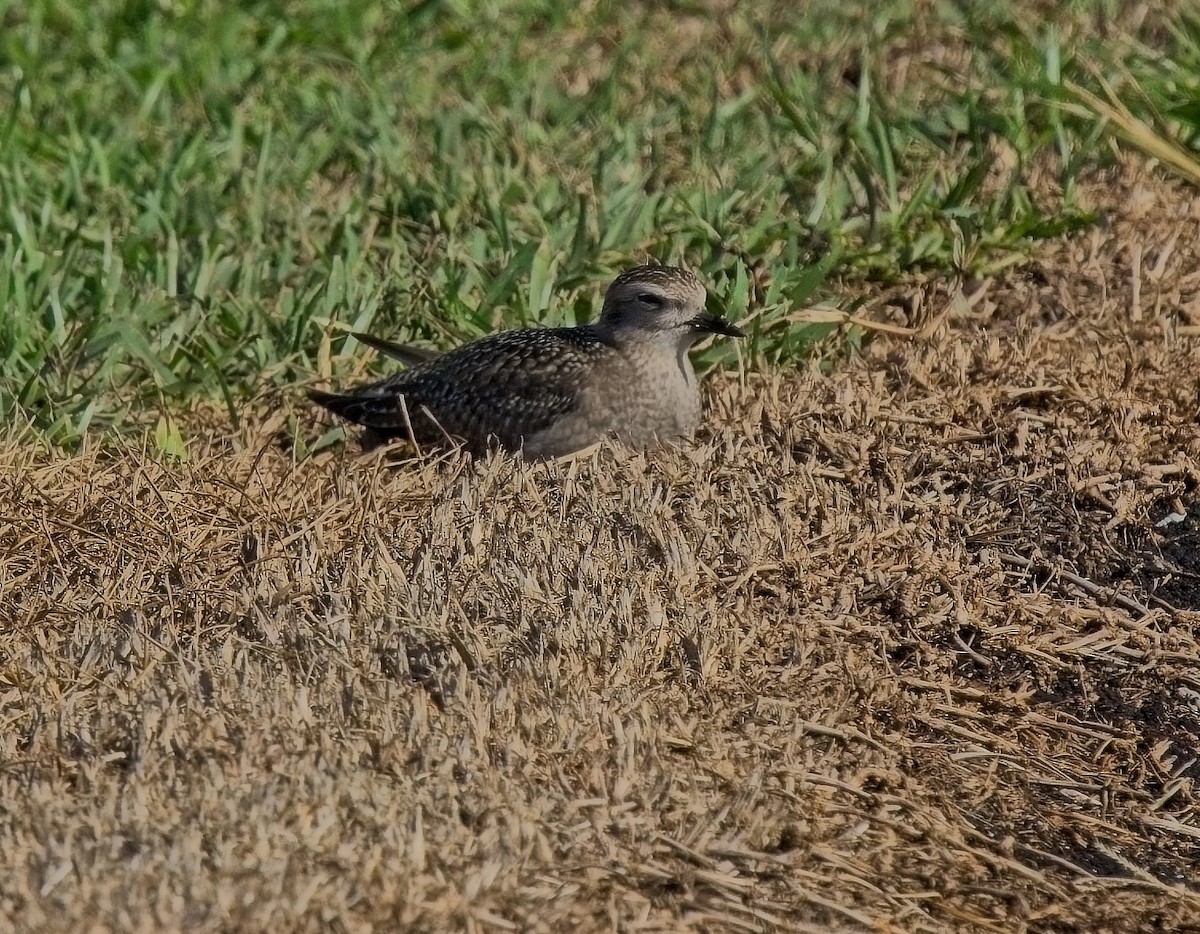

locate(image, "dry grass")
[[3, 158, 1200, 932]]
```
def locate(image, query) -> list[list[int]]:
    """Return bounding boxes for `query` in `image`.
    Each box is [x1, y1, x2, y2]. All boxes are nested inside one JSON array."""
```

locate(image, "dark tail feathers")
[[307, 387, 409, 436]]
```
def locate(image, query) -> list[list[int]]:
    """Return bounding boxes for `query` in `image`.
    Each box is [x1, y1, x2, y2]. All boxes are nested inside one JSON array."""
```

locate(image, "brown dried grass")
[[3, 159, 1200, 932]]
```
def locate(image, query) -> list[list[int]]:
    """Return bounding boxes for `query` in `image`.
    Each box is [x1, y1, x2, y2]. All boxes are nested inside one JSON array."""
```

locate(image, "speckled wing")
[[308, 326, 615, 452]]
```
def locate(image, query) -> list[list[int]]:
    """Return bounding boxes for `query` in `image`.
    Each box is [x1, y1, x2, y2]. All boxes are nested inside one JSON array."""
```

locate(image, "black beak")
[[690, 312, 744, 338]]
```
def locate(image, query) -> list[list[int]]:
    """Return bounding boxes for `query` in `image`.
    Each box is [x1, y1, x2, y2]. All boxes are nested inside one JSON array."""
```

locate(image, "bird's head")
[[598, 265, 743, 346]]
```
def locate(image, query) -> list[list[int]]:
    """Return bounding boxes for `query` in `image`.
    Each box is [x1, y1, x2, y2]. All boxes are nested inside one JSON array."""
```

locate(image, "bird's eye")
[[638, 293, 664, 307]]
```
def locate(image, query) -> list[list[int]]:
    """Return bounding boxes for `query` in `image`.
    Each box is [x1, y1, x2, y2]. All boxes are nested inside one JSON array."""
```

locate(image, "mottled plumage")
[[308, 264, 742, 458]]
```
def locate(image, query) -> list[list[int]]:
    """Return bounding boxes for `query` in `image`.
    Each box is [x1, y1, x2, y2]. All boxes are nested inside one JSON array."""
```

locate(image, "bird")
[[307, 264, 743, 458]]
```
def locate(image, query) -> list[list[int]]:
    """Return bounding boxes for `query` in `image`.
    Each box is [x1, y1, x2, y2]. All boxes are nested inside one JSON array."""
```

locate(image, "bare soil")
[[2, 157, 1199, 932]]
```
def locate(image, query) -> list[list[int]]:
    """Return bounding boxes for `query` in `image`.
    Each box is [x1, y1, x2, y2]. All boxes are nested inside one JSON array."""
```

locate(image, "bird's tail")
[[307, 387, 408, 435]]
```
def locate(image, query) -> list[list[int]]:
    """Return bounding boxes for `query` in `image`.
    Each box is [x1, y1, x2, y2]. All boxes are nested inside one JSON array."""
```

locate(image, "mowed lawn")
[[2, 1, 1200, 931]]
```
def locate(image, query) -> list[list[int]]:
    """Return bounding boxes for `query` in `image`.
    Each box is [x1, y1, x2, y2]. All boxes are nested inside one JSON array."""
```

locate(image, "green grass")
[[0, 0, 1192, 447]]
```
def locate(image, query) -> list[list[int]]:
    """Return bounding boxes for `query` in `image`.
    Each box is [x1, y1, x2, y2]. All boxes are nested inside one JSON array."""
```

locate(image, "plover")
[[308, 264, 742, 458]]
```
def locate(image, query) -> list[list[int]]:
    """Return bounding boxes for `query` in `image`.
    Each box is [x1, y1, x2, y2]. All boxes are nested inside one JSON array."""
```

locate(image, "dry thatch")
[[2, 159, 1199, 932]]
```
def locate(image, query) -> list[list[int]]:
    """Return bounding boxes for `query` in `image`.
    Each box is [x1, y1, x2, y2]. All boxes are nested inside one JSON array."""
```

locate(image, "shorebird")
[[308, 264, 742, 458]]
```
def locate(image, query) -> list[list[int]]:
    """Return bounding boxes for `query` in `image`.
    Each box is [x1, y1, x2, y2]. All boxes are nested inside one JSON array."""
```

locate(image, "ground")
[[2, 155, 1198, 932]]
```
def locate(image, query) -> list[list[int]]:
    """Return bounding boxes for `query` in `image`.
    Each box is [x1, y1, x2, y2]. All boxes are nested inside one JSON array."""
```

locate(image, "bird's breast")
[[609, 345, 701, 438], [518, 342, 704, 456]]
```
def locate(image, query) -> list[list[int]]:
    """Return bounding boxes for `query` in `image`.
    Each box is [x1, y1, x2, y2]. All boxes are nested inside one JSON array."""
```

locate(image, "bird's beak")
[[690, 312, 744, 338]]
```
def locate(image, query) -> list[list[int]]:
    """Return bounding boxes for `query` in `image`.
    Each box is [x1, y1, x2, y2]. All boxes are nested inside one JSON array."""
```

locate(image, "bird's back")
[[309, 325, 620, 454]]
